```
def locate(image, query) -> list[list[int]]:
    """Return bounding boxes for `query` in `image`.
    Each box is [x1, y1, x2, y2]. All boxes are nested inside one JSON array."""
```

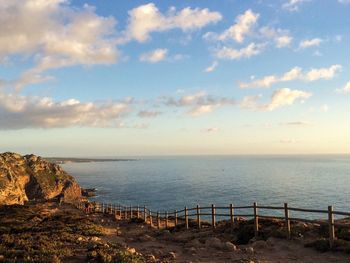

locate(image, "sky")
[[1, 0, 350, 156]]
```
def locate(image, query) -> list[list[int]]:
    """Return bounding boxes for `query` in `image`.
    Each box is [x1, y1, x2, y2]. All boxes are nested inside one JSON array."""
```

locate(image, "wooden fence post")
[[149, 211, 153, 227], [328, 206, 335, 248], [137, 205, 140, 218], [130, 205, 132, 219], [124, 206, 127, 219], [284, 203, 291, 239], [230, 204, 234, 227], [175, 210, 178, 227], [253, 202, 259, 237], [166, 212, 169, 229], [212, 204, 216, 229], [196, 205, 201, 229], [185, 207, 189, 230], [143, 206, 147, 222], [157, 211, 160, 229]]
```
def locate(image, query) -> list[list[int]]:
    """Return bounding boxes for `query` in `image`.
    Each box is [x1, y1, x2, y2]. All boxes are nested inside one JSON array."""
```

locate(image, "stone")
[[90, 236, 101, 242], [224, 241, 237, 251], [127, 247, 136, 254], [167, 252, 176, 260]]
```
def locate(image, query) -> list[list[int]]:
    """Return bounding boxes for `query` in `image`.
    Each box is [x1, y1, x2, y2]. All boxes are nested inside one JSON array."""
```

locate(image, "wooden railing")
[[75, 201, 350, 248]]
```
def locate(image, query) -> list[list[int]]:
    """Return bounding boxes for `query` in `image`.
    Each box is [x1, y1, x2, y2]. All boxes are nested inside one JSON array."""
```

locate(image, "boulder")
[[224, 241, 237, 251], [0, 152, 82, 205]]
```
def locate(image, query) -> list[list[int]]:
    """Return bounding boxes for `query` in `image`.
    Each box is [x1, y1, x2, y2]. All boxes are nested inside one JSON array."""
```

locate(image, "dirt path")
[[86, 211, 350, 263]]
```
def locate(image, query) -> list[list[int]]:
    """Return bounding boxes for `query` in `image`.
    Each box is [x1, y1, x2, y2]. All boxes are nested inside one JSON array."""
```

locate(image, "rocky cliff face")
[[0, 152, 82, 205]]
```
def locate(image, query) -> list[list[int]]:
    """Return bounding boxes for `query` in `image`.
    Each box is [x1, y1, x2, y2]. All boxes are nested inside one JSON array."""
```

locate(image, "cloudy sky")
[[1, 0, 350, 156]]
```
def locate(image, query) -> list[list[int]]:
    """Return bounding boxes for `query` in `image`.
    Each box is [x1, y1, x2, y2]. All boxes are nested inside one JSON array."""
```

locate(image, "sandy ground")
[[85, 211, 350, 263]]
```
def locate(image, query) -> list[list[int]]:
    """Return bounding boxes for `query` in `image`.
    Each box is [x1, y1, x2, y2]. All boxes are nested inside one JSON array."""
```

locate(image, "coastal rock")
[[224, 241, 237, 251], [0, 152, 82, 205]]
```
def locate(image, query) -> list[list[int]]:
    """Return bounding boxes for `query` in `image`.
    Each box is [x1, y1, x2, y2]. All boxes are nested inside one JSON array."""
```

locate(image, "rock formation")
[[0, 152, 82, 205]]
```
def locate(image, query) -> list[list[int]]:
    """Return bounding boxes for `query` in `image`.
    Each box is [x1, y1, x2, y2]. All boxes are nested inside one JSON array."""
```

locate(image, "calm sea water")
[[62, 155, 350, 219]]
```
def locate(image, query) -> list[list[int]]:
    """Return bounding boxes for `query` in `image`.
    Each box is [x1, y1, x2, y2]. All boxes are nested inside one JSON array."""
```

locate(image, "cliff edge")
[[0, 152, 82, 205]]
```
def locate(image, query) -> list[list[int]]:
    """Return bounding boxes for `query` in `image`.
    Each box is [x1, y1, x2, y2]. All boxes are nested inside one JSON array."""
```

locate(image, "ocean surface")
[[62, 155, 350, 219]]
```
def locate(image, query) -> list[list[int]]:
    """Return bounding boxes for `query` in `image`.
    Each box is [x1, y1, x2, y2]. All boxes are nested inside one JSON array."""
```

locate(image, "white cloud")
[[240, 89, 312, 111], [0, 92, 132, 129], [204, 61, 218, 73], [215, 43, 265, 60], [139, 48, 168, 63], [282, 0, 309, 11], [217, 9, 259, 43], [164, 91, 235, 116], [259, 27, 293, 48], [124, 3, 222, 43], [298, 38, 323, 49], [0, 0, 119, 91], [336, 82, 350, 93], [263, 88, 312, 111], [304, 64, 342, 81], [239, 64, 341, 88], [138, 110, 162, 118], [240, 95, 261, 109], [0, 0, 118, 65]]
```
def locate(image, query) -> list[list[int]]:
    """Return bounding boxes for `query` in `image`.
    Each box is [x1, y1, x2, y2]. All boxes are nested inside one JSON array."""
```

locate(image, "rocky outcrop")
[[0, 152, 82, 205]]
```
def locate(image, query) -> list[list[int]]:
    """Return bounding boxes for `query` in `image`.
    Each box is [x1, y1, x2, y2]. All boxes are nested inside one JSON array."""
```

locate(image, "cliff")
[[0, 152, 82, 205]]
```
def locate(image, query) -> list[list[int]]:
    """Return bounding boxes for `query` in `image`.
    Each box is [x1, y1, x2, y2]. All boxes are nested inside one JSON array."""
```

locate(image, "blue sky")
[[1, 0, 350, 156]]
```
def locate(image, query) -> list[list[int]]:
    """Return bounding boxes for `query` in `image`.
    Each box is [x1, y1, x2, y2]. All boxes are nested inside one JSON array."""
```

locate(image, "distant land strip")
[[46, 157, 138, 164]]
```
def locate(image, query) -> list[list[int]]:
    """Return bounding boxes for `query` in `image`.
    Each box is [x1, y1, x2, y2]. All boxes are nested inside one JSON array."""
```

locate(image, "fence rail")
[[75, 201, 350, 248]]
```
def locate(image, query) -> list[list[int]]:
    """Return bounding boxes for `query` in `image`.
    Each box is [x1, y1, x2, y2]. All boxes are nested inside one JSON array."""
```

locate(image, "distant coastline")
[[46, 157, 138, 164]]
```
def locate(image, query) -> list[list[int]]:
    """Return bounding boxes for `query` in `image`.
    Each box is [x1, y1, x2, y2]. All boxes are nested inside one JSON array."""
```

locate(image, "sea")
[[62, 155, 350, 219]]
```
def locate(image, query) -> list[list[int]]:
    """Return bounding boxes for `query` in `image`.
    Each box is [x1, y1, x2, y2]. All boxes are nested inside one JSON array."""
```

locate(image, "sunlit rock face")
[[0, 152, 82, 205]]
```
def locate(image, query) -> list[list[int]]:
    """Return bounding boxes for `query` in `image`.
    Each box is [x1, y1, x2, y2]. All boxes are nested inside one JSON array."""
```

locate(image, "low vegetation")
[[0, 202, 146, 263]]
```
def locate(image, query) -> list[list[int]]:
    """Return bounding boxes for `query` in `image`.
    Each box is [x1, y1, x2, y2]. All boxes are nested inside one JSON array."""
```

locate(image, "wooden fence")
[[75, 202, 350, 248]]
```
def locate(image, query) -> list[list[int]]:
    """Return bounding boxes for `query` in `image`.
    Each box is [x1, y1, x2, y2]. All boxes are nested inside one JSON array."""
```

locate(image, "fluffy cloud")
[[218, 9, 259, 43], [240, 95, 261, 109], [282, 0, 309, 11], [298, 38, 323, 49], [304, 65, 341, 81], [215, 43, 265, 60], [239, 64, 342, 88], [259, 27, 293, 48], [0, 92, 132, 129], [164, 91, 235, 116], [139, 48, 168, 63], [124, 3, 222, 42], [263, 88, 312, 111], [0, 0, 119, 91], [336, 82, 350, 93], [240, 88, 312, 111], [203, 9, 259, 43], [0, 0, 118, 66], [204, 61, 218, 73]]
